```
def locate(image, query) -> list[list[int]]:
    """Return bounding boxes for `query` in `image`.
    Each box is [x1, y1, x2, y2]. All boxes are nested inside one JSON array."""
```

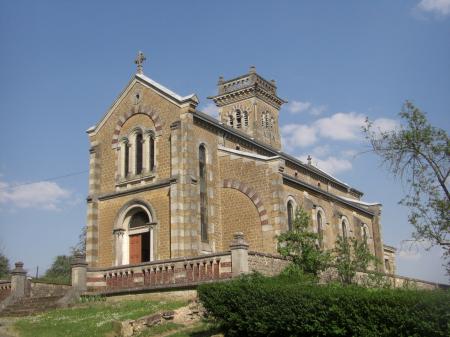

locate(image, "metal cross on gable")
[[135, 51, 146, 74]]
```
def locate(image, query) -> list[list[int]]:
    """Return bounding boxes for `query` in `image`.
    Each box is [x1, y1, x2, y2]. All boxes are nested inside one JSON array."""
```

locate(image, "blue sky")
[[0, 1, 449, 283]]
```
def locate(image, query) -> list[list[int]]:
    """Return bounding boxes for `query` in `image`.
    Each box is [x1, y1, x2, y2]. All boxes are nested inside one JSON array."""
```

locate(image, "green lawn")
[[13, 299, 187, 337]]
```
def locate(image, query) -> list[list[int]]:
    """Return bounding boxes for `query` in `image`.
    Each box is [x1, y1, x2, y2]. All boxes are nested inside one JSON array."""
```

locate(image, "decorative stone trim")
[[111, 106, 163, 148], [222, 179, 269, 227]]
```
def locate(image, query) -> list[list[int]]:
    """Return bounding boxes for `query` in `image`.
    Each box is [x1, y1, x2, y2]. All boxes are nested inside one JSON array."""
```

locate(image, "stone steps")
[[0, 295, 65, 317]]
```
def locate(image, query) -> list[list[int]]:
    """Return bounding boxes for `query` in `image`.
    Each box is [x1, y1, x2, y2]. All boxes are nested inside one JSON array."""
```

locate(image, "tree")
[[0, 252, 9, 279], [71, 226, 87, 256], [333, 236, 377, 285], [44, 255, 72, 283], [277, 207, 331, 277], [363, 101, 449, 274]]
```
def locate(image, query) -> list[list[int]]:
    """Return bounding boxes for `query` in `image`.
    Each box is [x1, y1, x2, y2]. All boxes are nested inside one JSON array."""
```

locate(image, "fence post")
[[230, 232, 249, 277], [11, 262, 27, 298], [71, 253, 88, 292]]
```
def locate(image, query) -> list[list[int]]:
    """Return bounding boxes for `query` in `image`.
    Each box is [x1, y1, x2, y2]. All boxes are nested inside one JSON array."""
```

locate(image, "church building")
[[85, 52, 396, 274]]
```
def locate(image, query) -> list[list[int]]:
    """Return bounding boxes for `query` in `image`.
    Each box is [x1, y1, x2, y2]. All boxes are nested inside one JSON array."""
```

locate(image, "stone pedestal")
[[11, 262, 27, 298], [230, 232, 249, 277], [71, 254, 88, 292]]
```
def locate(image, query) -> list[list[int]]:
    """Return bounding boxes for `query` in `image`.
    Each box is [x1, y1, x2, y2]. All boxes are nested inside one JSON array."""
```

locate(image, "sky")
[[0, 0, 449, 283]]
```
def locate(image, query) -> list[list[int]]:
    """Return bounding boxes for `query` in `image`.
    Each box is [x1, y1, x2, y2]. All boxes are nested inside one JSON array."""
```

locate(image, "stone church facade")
[[85, 53, 396, 274]]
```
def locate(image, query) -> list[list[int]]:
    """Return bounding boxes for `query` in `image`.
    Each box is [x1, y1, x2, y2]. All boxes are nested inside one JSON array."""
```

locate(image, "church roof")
[[193, 109, 365, 198], [136, 73, 198, 103], [87, 73, 199, 135]]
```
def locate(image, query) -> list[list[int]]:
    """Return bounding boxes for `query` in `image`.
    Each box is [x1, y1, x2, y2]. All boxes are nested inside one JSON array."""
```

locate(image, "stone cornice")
[[282, 174, 374, 217], [193, 111, 364, 197], [97, 178, 173, 201]]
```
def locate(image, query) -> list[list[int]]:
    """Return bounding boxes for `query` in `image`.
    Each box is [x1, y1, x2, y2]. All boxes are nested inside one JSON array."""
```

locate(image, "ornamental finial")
[[135, 51, 146, 74]]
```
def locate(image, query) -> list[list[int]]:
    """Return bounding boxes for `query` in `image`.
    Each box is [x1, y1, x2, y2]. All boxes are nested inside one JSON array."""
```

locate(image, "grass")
[[13, 299, 187, 337], [164, 322, 221, 337]]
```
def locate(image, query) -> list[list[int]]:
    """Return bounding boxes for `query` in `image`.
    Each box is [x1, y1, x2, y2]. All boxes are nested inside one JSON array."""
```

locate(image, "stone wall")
[[248, 252, 290, 276], [29, 281, 72, 298]]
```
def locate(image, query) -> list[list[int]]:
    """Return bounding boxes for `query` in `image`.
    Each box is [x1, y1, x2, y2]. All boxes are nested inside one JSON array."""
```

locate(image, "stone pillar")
[[230, 232, 249, 277], [11, 262, 27, 298], [71, 254, 88, 292], [114, 229, 125, 266]]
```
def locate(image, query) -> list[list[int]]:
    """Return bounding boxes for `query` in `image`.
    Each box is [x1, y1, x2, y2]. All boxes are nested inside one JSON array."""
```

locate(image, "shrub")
[[198, 275, 450, 337]]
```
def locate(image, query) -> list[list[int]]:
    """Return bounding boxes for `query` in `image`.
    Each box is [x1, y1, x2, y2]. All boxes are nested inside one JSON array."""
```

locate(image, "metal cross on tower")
[[135, 51, 146, 74]]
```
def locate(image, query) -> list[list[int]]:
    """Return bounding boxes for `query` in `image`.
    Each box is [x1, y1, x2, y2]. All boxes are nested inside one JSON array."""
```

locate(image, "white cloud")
[[201, 102, 219, 119], [281, 124, 317, 149], [416, 0, 450, 16], [287, 100, 326, 116], [371, 118, 400, 133], [314, 156, 353, 175], [398, 249, 422, 260], [341, 149, 358, 158], [0, 180, 72, 210], [311, 145, 330, 157], [298, 154, 353, 175], [281, 112, 398, 150], [287, 101, 311, 114], [315, 112, 366, 141]]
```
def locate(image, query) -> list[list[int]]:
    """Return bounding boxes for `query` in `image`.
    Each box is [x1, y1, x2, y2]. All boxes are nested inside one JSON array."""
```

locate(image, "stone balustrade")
[[86, 252, 233, 294], [0, 280, 12, 302]]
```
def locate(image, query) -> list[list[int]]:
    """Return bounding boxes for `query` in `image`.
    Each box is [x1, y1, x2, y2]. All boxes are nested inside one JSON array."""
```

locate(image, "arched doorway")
[[114, 204, 155, 266]]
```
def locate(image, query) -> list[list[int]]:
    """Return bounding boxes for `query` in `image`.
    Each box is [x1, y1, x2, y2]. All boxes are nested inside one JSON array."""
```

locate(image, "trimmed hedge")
[[198, 275, 450, 337]]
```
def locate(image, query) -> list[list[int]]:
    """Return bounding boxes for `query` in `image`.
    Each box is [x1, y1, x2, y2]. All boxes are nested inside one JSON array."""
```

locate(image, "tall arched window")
[[287, 201, 294, 231], [317, 211, 323, 248], [265, 112, 270, 128], [149, 134, 155, 171], [235, 110, 242, 128], [124, 142, 130, 177], [135, 133, 143, 174], [362, 225, 368, 246], [199, 145, 208, 242], [341, 219, 348, 241], [243, 111, 248, 127]]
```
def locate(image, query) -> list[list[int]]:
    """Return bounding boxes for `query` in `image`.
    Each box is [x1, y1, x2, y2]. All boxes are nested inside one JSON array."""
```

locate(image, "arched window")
[[265, 112, 270, 128], [243, 111, 248, 127], [362, 225, 368, 245], [236, 110, 242, 128], [129, 211, 149, 228], [229, 115, 234, 127], [124, 141, 130, 177], [287, 200, 294, 231], [199, 145, 208, 242], [149, 134, 155, 171], [341, 219, 348, 241], [261, 112, 265, 127], [317, 211, 324, 248], [135, 133, 143, 174]]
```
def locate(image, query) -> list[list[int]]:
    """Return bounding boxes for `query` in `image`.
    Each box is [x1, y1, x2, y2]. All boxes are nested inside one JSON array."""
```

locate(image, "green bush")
[[198, 275, 450, 337]]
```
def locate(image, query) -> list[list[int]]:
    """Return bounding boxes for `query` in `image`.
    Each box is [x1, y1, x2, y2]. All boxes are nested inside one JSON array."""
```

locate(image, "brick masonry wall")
[[96, 187, 171, 267], [283, 184, 379, 259]]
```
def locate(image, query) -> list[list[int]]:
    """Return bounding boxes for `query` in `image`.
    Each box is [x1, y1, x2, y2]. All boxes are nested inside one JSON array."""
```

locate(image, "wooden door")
[[129, 234, 142, 264]]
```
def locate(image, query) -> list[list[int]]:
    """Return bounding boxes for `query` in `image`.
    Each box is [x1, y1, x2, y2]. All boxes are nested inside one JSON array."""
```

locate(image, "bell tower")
[[208, 66, 287, 150]]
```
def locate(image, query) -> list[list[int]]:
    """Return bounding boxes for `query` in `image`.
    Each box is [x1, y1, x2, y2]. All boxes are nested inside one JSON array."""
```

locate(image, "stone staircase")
[[0, 295, 65, 317]]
